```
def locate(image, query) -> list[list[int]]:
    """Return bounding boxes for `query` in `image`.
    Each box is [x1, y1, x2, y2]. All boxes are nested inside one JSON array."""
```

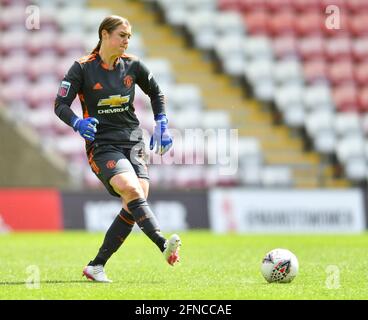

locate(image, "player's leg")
[[110, 172, 169, 252], [121, 177, 181, 266], [83, 146, 137, 282], [90, 178, 149, 268]]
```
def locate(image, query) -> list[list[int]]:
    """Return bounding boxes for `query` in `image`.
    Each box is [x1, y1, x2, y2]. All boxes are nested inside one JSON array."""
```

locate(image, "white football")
[[261, 248, 299, 283]]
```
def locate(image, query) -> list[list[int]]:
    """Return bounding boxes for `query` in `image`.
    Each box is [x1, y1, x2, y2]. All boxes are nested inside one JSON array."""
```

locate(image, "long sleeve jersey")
[[54, 52, 165, 148]]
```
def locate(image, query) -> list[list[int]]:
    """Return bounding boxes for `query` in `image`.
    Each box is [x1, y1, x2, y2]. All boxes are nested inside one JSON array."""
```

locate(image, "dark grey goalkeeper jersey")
[[54, 52, 165, 148]]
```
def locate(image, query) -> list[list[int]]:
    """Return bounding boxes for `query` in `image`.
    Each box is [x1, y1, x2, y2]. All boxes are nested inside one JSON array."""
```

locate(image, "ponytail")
[[91, 39, 102, 54]]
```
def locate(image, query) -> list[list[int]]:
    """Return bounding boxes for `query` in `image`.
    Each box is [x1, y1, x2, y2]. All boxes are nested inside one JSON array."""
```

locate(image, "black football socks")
[[127, 198, 166, 252], [90, 208, 135, 266]]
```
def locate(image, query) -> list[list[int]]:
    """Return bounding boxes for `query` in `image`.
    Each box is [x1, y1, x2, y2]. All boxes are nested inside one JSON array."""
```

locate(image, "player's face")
[[106, 23, 132, 54]]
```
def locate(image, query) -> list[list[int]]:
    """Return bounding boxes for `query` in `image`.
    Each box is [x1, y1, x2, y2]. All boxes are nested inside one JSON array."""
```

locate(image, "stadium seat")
[[261, 166, 293, 187], [327, 60, 355, 85], [267, 10, 296, 37], [216, 11, 245, 36], [0, 30, 26, 56], [272, 36, 298, 59], [214, 34, 246, 77], [243, 10, 268, 35], [325, 37, 352, 61], [26, 53, 57, 82], [349, 13, 368, 37], [353, 38, 368, 62], [358, 87, 368, 112], [273, 59, 303, 85], [334, 112, 362, 137], [336, 135, 365, 164], [344, 157, 367, 182], [185, 11, 216, 50], [297, 36, 325, 61], [143, 58, 174, 86], [332, 84, 359, 112], [169, 84, 203, 111], [293, 0, 320, 12], [0, 53, 28, 82], [235, 0, 266, 12], [355, 61, 368, 86], [295, 12, 323, 36], [347, 0, 368, 13], [303, 84, 333, 111], [303, 59, 328, 84], [244, 36, 273, 60], [201, 110, 230, 129], [305, 110, 336, 153], [26, 30, 58, 56], [244, 57, 273, 85]]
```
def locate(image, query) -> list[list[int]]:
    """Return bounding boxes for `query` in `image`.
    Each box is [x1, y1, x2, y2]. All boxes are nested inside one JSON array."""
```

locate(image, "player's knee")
[[115, 184, 144, 201]]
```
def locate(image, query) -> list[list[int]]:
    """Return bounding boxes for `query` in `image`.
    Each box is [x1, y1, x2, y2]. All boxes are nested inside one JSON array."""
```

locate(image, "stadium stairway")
[[88, 0, 350, 188], [0, 105, 70, 188]]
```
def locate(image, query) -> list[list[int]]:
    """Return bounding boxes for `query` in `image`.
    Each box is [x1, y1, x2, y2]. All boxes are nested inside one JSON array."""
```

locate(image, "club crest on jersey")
[[123, 75, 133, 89], [57, 81, 71, 97], [106, 160, 116, 169]]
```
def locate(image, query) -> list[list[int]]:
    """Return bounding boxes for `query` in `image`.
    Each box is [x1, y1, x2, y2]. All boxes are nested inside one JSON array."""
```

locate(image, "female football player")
[[55, 15, 181, 282]]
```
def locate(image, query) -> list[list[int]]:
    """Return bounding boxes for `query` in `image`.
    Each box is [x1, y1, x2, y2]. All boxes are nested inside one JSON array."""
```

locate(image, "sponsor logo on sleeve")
[[57, 81, 71, 97]]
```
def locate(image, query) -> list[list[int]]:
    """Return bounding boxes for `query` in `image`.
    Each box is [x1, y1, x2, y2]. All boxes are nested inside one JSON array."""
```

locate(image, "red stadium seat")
[[243, 10, 268, 35], [265, 0, 292, 12], [328, 60, 355, 85], [358, 87, 368, 112], [26, 54, 58, 82], [295, 11, 323, 36], [217, 0, 241, 11], [325, 37, 352, 61], [0, 30, 26, 56], [303, 59, 328, 84], [272, 36, 298, 59], [354, 61, 368, 86], [267, 10, 296, 37], [349, 13, 368, 37], [347, 0, 368, 13], [320, 0, 346, 10], [293, 0, 320, 12], [238, 0, 266, 12], [353, 38, 368, 62], [0, 54, 27, 82], [298, 36, 325, 61], [25, 30, 58, 56], [332, 84, 359, 112]]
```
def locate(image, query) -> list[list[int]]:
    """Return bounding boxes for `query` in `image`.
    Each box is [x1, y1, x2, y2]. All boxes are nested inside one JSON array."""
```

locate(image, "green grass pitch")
[[0, 231, 367, 300]]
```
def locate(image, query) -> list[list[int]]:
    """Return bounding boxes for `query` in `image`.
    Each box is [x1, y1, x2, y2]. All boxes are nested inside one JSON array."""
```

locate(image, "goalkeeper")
[[54, 15, 181, 283]]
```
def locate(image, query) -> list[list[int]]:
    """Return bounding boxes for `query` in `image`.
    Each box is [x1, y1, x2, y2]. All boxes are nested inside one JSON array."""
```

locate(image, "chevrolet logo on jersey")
[[97, 95, 130, 107]]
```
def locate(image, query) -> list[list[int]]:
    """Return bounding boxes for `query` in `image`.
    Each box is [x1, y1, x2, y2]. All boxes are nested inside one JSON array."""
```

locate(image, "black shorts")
[[87, 144, 149, 198]]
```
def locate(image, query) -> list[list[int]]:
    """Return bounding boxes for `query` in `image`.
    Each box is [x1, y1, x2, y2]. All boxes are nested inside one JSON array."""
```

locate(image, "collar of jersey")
[[97, 53, 120, 71]]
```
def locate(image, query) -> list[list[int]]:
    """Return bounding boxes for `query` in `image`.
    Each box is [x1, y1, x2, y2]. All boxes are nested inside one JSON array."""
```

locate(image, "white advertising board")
[[209, 189, 366, 233]]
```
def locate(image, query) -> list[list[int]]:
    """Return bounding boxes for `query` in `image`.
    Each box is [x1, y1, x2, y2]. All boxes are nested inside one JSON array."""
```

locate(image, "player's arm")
[[54, 62, 98, 141], [54, 61, 83, 126], [136, 60, 172, 155], [135, 60, 166, 118]]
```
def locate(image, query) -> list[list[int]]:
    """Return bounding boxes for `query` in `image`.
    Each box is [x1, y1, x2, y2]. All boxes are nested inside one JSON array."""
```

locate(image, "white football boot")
[[163, 234, 181, 266], [82, 265, 112, 283]]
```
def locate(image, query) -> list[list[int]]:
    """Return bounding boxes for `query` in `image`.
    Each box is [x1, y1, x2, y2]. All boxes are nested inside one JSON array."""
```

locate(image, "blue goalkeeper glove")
[[71, 116, 99, 142], [150, 114, 173, 155]]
